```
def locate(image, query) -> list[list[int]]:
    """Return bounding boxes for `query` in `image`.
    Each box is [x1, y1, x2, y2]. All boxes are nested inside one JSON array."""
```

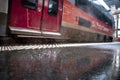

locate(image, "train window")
[[89, 3, 113, 27], [75, 0, 91, 13], [75, 0, 89, 5], [48, 0, 59, 16], [78, 17, 91, 28], [74, 0, 113, 27], [22, 0, 38, 10]]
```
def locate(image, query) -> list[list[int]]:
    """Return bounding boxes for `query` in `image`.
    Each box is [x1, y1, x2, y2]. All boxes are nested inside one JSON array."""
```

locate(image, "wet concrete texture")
[[0, 42, 120, 80]]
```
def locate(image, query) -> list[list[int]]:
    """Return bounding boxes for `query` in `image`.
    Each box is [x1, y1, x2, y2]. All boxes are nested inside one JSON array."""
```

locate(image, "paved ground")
[[0, 42, 120, 80]]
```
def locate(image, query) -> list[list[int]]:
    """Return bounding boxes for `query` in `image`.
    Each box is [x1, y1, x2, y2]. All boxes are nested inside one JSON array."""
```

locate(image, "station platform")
[[0, 42, 120, 80]]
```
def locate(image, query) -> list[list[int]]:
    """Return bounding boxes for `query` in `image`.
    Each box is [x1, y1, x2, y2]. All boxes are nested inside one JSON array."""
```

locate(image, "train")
[[115, 30, 120, 41], [0, 0, 115, 44]]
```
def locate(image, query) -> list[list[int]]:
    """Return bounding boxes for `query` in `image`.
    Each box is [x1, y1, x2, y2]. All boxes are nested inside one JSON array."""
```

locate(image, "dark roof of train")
[[91, 1, 114, 21]]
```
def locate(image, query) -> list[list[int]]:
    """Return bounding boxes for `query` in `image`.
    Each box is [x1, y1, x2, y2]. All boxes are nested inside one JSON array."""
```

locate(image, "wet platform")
[[0, 42, 120, 80]]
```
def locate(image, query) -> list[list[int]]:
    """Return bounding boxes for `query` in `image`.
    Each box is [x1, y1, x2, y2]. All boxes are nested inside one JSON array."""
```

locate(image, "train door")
[[9, 0, 63, 35], [41, 0, 63, 34], [9, 0, 43, 34]]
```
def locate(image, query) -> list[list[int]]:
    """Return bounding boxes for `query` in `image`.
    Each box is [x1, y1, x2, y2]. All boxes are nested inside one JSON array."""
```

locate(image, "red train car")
[[0, 0, 115, 42], [115, 31, 120, 41], [116, 37, 120, 41]]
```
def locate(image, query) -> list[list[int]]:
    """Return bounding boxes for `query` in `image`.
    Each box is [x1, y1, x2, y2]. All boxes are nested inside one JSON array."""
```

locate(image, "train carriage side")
[[61, 0, 115, 42], [0, 0, 115, 42]]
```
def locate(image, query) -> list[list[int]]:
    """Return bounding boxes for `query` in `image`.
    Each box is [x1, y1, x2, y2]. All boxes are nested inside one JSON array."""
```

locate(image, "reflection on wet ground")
[[86, 43, 120, 80], [0, 42, 120, 80]]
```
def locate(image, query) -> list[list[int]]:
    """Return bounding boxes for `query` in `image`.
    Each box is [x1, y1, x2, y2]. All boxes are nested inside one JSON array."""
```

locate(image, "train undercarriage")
[[0, 25, 113, 46]]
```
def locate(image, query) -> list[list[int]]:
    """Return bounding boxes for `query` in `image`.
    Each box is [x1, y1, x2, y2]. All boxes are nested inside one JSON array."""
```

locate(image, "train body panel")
[[116, 37, 120, 41], [62, 0, 114, 36], [41, 0, 63, 32], [9, 0, 63, 35]]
